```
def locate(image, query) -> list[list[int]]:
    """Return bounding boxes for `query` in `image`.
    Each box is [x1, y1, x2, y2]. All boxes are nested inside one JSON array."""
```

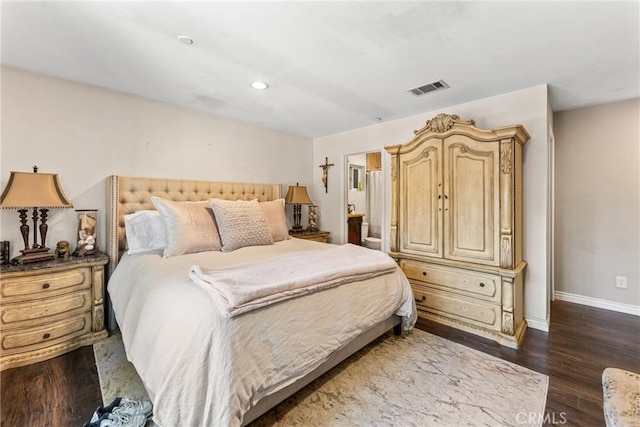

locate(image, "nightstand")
[[0, 252, 109, 370], [290, 231, 331, 243]]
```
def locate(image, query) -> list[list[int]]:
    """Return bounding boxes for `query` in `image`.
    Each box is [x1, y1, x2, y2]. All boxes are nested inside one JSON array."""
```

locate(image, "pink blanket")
[[189, 244, 397, 316]]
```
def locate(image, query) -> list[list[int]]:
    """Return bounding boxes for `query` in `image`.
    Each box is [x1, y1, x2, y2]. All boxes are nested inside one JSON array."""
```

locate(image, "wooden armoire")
[[385, 113, 530, 348]]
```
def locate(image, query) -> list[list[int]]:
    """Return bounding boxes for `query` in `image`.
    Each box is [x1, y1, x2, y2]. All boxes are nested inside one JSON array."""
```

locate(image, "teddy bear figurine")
[[55, 240, 70, 258]]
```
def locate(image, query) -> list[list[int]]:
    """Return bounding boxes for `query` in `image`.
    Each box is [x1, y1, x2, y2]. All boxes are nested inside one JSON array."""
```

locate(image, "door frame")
[[344, 150, 386, 251]]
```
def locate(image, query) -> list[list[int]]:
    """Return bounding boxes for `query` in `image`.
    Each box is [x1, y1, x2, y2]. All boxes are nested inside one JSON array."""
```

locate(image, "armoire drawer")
[[400, 260, 500, 303], [0, 267, 91, 304], [412, 284, 501, 331], [0, 312, 92, 356], [1, 290, 92, 329]]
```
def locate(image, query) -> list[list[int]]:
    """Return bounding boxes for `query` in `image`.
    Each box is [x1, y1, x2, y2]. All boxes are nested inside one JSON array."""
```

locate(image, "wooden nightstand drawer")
[[1, 312, 92, 356], [1, 290, 92, 328], [1, 267, 90, 303], [400, 260, 500, 303], [291, 231, 331, 243]]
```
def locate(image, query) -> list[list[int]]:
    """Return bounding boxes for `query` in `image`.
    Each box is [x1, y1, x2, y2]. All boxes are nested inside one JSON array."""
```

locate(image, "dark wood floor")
[[1, 345, 101, 426], [418, 301, 640, 426], [2, 300, 638, 426]]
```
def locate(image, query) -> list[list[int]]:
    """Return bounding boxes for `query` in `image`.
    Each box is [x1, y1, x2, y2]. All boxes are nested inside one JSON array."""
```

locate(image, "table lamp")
[[0, 166, 73, 264], [284, 183, 313, 233]]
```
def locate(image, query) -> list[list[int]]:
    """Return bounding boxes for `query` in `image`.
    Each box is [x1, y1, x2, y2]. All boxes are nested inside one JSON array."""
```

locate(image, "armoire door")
[[443, 135, 500, 266], [399, 139, 443, 258]]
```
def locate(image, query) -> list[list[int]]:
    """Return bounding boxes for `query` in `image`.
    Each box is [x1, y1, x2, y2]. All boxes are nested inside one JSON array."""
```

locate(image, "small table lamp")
[[0, 166, 73, 264], [284, 183, 313, 233]]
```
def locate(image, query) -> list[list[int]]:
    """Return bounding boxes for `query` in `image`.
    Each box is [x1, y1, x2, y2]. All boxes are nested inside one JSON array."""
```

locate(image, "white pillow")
[[209, 198, 274, 252], [151, 197, 222, 257], [124, 210, 167, 254], [260, 199, 291, 242]]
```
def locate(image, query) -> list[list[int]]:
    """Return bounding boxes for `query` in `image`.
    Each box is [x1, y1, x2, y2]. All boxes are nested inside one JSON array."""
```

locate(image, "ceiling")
[[1, 1, 638, 138]]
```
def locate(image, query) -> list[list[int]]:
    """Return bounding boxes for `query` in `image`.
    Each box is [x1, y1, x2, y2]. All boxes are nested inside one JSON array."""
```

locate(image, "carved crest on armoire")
[[385, 113, 530, 348]]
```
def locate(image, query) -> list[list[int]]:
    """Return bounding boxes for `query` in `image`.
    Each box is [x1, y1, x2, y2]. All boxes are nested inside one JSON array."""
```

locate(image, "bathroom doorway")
[[345, 151, 383, 251]]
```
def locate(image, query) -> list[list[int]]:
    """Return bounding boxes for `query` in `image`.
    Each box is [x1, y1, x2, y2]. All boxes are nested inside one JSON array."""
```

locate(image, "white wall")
[[313, 85, 551, 329], [553, 99, 640, 309], [0, 67, 313, 258]]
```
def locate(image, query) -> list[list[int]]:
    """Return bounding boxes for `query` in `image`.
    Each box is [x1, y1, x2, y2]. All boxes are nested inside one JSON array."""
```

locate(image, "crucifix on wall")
[[319, 157, 334, 193]]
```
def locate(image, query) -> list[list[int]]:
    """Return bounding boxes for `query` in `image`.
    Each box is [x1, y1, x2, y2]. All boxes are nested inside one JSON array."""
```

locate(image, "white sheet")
[[108, 239, 416, 427]]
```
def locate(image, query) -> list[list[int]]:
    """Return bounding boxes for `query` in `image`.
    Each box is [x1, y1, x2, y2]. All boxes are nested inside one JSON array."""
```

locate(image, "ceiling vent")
[[407, 80, 449, 96]]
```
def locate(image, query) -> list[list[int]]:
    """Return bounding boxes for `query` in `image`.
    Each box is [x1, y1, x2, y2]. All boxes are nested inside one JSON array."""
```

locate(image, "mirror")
[[349, 164, 365, 191], [345, 151, 383, 251]]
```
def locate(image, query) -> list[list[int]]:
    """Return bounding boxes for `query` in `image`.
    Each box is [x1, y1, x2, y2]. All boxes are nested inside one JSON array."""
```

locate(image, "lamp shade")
[[0, 171, 73, 209], [284, 185, 313, 205]]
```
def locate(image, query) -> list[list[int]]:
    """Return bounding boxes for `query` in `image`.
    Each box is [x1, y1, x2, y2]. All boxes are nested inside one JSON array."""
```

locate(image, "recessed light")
[[251, 81, 269, 90], [178, 35, 194, 45]]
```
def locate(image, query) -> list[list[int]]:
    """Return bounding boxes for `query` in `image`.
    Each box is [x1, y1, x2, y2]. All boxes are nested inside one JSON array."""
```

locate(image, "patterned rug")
[[94, 329, 548, 426]]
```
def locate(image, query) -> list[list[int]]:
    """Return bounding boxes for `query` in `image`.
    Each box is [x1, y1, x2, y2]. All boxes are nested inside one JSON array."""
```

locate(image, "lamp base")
[[12, 247, 55, 264], [289, 226, 305, 234]]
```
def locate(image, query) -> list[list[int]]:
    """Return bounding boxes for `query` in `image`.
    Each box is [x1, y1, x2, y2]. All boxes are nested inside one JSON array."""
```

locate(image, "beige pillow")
[[151, 197, 222, 257], [209, 198, 274, 252], [260, 199, 291, 242]]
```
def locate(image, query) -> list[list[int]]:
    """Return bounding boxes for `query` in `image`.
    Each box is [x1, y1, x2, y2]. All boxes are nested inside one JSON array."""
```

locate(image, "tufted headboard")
[[106, 175, 282, 274]]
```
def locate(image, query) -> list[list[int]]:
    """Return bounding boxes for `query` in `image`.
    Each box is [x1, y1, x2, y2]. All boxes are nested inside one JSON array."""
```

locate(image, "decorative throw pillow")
[[260, 199, 291, 242], [209, 198, 274, 252], [151, 197, 222, 257], [124, 210, 167, 254]]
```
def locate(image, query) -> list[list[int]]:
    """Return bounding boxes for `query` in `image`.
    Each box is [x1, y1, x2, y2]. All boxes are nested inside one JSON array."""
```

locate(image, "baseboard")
[[554, 291, 640, 316], [525, 316, 550, 332]]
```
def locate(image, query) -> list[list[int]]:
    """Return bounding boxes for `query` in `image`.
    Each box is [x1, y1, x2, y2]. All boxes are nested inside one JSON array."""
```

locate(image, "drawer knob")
[[422, 272, 427, 276], [479, 283, 485, 288], [42, 333, 51, 340], [415, 295, 426, 303], [42, 283, 50, 289]]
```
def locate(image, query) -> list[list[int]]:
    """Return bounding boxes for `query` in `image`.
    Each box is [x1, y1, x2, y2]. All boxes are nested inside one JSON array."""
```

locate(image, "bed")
[[105, 175, 417, 426]]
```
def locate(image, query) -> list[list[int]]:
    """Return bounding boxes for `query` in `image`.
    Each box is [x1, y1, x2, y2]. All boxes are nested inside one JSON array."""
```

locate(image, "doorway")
[[345, 151, 383, 251]]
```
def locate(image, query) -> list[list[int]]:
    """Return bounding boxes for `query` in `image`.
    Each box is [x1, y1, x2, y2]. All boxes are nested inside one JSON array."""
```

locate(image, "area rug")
[[94, 329, 548, 426]]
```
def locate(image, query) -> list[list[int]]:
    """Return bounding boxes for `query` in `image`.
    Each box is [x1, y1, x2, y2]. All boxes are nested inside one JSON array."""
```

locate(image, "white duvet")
[[108, 239, 416, 427]]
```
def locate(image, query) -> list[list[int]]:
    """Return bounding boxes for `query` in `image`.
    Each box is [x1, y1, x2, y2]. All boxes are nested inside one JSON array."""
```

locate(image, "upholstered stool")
[[603, 367, 640, 427]]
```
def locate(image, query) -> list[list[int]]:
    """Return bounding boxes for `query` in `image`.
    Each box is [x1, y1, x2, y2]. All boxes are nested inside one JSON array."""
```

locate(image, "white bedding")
[[108, 239, 417, 426]]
